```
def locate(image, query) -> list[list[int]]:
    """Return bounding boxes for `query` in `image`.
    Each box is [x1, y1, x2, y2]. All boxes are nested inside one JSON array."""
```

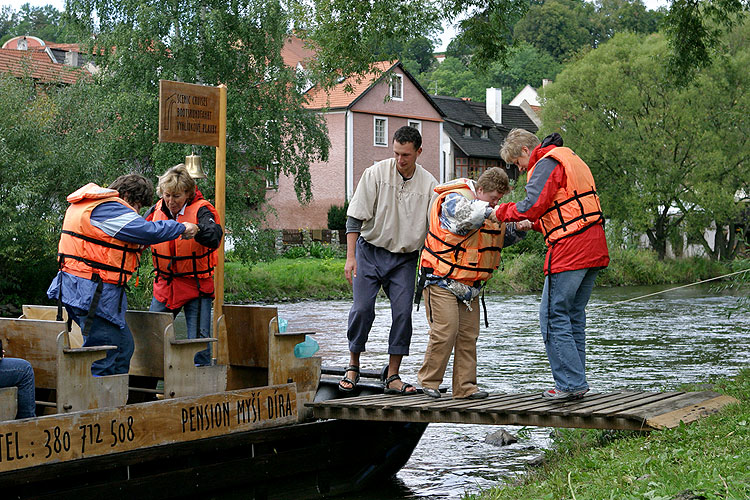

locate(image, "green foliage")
[[66, 0, 331, 249], [327, 202, 348, 230], [0, 4, 77, 44], [232, 228, 279, 265], [541, 29, 750, 260], [281, 246, 309, 259], [514, 0, 596, 62], [224, 258, 350, 302], [664, 0, 750, 79]]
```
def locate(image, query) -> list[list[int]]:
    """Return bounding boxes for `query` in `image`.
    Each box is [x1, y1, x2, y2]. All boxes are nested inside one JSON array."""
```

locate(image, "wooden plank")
[[545, 391, 644, 415], [56, 332, 128, 413], [21, 305, 83, 348], [643, 395, 740, 429], [126, 310, 173, 378], [223, 305, 275, 368], [0, 318, 66, 389], [163, 323, 227, 399], [520, 392, 633, 416], [613, 391, 722, 419], [592, 392, 686, 417], [267, 317, 320, 421], [0, 384, 296, 474], [309, 404, 649, 430], [0, 387, 18, 421]]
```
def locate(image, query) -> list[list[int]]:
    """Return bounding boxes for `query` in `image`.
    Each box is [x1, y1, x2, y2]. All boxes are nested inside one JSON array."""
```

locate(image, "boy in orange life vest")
[[145, 166, 223, 366], [48, 174, 198, 376], [496, 130, 609, 400], [418, 167, 531, 399]]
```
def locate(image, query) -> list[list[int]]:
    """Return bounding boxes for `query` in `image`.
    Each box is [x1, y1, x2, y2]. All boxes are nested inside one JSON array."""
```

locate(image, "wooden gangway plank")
[[307, 391, 738, 431]]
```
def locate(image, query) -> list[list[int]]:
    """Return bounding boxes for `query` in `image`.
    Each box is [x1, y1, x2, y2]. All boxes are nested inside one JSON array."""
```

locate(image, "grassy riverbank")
[[218, 249, 749, 303], [467, 369, 750, 500]]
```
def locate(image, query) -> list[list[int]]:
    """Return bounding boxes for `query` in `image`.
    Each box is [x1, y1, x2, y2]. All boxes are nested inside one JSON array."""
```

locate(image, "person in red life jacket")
[[417, 168, 531, 399], [145, 165, 223, 366], [47, 174, 198, 376], [495, 129, 609, 400]]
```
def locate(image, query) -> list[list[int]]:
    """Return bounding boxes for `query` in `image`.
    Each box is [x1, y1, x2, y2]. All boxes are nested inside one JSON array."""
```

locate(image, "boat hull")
[[1, 417, 427, 499]]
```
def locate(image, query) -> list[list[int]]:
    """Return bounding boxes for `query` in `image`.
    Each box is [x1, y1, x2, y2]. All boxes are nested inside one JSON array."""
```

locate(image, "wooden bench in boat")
[[0, 316, 128, 413], [20, 306, 227, 399], [222, 304, 320, 421], [0, 387, 18, 421]]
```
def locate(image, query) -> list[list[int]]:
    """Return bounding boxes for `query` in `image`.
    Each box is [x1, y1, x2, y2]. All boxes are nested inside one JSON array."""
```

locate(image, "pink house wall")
[[265, 68, 443, 230], [350, 73, 442, 192], [264, 112, 346, 230]]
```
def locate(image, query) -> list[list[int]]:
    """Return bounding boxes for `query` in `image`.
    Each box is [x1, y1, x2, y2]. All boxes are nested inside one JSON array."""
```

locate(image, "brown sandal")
[[384, 374, 417, 395]]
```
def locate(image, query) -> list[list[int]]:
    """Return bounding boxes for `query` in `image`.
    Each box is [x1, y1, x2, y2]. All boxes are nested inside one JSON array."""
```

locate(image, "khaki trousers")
[[417, 284, 480, 398]]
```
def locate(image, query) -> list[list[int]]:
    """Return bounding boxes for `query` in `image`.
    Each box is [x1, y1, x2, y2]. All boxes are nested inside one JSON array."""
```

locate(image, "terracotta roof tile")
[[0, 49, 86, 84], [304, 60, 396, 109], [281, 35, 315, 69]]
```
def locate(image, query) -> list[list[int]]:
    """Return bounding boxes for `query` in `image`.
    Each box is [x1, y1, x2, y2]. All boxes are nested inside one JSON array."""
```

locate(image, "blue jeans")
[[67, 306, 134, 376], [150, 297, 212, 366], [540, 267, 599, 392], [0, 357, 36, 419]]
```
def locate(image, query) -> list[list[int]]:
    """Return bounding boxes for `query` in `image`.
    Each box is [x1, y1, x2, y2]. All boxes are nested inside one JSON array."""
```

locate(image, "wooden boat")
[[0, 304, 427, 499]]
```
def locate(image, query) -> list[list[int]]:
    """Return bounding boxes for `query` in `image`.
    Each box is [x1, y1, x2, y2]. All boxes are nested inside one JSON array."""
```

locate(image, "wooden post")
[[214, 84, 228, 364]]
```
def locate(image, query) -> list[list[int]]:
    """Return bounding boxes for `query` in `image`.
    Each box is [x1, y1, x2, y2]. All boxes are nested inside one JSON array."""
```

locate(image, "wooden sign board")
[[159, 80, 221, 147], [0, 384, 296, 473]]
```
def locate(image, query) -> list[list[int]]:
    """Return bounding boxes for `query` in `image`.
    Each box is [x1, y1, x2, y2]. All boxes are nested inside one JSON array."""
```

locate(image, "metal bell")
[[184, 154, 207, 179]]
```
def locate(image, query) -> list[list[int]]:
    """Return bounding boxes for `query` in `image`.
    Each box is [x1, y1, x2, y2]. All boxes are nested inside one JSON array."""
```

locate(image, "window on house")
[[266, 162, 280, 190], [390, 74, 403, 100], [481, 128, 489, 139], [463, 126, 471, 137], [455, 157, 468, 179], [374, 117, 388, 146], [467, 158, 499, 179], [408, 120, 421, 133]]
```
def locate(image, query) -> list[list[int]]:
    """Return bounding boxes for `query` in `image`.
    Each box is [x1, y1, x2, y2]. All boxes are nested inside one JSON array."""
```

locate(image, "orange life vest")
[[150, 198, 219, 282], [528, 147, 604, 245], [57, 183, 142, 285], [420, 179, 506, 285]]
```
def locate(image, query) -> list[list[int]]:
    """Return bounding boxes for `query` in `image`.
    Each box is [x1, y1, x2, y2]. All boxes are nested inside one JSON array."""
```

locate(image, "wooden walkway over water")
[[309, 390, 738, 431]]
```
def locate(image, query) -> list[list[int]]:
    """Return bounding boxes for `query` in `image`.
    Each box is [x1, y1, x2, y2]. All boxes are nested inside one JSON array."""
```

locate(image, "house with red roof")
[[264, 59, 445, 230], [0, 35, 91, 84]]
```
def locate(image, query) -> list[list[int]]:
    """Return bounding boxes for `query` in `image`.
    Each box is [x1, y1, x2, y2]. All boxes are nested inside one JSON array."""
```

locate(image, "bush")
[[327, 202, 348, 230]]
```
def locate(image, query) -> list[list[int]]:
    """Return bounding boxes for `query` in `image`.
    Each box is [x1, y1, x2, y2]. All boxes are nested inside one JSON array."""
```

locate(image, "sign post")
[[158, 80, 227, 363]]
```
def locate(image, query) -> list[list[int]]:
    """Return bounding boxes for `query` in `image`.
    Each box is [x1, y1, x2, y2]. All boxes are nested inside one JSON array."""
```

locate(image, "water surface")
[[278, 284, 749, 499]]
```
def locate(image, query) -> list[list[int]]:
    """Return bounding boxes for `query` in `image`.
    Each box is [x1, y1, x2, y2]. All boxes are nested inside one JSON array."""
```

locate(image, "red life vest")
[[57, 183, 142, 285], [420, 178, 506, 285], [150, 198, 219, 283], [527, 147, 604, 245]]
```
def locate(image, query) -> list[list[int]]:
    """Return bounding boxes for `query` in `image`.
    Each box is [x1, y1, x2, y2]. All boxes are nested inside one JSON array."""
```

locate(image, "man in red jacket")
[[495, 130, 609, 400]]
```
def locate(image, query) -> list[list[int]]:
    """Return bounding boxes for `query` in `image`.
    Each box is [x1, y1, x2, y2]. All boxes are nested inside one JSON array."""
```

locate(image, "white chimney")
[[542, 79, 552, 88], [65, 51, 79, 66], [486, 87, 502, 124]]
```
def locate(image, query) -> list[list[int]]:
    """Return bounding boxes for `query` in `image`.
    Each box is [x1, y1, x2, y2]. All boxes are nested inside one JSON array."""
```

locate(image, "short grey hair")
[[500, 129, 540, 164]]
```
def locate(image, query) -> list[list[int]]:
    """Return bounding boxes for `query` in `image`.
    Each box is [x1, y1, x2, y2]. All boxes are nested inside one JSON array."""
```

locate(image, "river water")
[[277, 284, 749, 499]]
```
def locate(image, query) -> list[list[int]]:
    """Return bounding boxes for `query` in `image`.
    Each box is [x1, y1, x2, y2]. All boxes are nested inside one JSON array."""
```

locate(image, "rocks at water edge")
[[484, 429, 518, 446]]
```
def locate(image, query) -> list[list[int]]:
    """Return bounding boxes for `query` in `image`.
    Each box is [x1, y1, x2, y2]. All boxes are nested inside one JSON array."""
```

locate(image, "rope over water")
[[588, 268, 749, 311]]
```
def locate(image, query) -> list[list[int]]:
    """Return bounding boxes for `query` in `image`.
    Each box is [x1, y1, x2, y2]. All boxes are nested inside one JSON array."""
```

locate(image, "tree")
[[541, 31, 750, 260], [64, 0, 330, 263], [486, 42, 561, 102], [418, 56, 490, 100], [664, 0, 750, 76], [513, 0, 597, 62]]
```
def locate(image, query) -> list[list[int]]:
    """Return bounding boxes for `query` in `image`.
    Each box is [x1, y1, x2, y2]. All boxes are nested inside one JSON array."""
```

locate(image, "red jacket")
[[495, 136, 609, 274], [147, 192, 221, 309]]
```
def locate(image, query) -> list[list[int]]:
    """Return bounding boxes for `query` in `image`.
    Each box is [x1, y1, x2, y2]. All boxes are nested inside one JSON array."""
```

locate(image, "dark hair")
[[393, 126, 422, 150], [109, 174, 154, 208]]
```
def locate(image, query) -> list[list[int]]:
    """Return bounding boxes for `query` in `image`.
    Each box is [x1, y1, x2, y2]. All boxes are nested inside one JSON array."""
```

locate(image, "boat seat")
[[163, 317, 227, 398], [21, 304, 83, 347], [221, 304, 320, 421], [0, 387, 18, 421], [0, 317, 128, 413]]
